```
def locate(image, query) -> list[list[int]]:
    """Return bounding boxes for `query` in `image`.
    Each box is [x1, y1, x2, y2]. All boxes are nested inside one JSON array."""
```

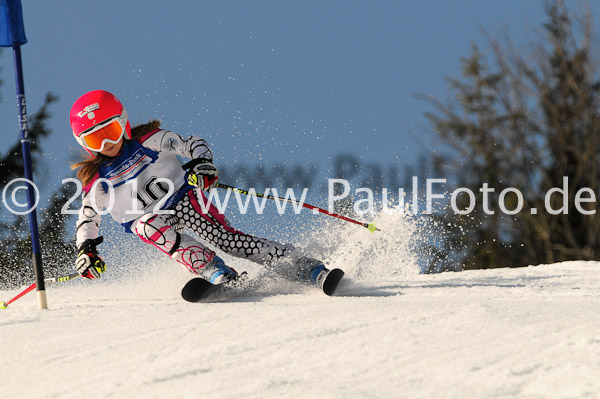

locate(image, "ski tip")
[[181, 278, 217, 303], [0, 302, 7, 310], [322, 268, 345, 296]]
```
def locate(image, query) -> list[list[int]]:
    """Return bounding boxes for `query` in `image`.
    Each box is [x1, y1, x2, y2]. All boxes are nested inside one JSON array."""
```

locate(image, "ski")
[[181, 268, 345, 302], [181, 272, 248, 303], [319, 268, 345, 296], [181, 278, 221, 302]]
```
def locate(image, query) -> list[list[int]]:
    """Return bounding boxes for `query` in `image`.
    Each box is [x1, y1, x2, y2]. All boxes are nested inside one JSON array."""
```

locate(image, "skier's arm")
[[76, 180, 104, 247], [141, 129, 213, 160], [75, 178, 107, 279], [141, 129, 218, 190]]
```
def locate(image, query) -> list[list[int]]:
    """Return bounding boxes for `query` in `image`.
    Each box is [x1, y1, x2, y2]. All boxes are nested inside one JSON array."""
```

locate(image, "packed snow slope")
[[2, 212, 600, 398], [3, 262, 600, 399]]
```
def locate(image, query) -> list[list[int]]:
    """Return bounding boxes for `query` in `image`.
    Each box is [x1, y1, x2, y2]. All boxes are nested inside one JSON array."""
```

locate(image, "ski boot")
[[182, 257, 246, 303], [202, 256, 238, 285], [295, 256, 344, 296]]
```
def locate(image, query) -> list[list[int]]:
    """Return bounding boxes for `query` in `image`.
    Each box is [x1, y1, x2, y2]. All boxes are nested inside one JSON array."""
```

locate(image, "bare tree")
[[422, 1, 600, 270]]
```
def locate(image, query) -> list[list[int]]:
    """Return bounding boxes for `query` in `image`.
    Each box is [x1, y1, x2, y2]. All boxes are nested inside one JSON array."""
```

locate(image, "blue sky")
[[1, 1, 599, 208]]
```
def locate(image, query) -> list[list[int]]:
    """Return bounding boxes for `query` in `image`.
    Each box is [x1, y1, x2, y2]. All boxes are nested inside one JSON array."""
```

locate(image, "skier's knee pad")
[[135, 213, 179, 250]]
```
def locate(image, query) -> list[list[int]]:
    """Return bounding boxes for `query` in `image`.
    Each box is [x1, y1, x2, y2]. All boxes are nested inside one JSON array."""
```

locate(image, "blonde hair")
[[71, 120, 162, 186]]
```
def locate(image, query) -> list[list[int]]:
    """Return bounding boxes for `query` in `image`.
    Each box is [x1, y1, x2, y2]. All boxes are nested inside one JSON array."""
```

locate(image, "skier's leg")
[[134, 213, 237, 283], [174, 189, 294, 265], [173, 189, 328, 283]]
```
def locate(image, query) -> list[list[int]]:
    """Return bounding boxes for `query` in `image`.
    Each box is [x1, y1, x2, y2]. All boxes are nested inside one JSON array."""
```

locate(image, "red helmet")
[[70, 90, 132, 156]]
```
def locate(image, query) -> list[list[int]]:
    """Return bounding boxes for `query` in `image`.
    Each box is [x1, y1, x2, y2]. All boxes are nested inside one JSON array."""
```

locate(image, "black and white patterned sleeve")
[[142, 129, 213, 161]]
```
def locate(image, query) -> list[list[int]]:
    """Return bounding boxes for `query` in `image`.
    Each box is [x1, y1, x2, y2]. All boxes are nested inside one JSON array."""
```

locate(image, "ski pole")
[[216, 183, 380, 232], [0, 272, 79, 309]]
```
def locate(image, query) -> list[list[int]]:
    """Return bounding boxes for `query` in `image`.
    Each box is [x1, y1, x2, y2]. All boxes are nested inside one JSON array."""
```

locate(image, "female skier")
[[70, 90, 336, 292]]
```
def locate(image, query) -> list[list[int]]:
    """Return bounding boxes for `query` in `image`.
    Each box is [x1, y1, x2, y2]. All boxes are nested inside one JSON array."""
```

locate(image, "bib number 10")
[[128, 177, 175, 214]]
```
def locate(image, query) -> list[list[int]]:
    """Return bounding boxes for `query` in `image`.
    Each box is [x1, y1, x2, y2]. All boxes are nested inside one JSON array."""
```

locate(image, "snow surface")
[[2, 212, 600, 398]]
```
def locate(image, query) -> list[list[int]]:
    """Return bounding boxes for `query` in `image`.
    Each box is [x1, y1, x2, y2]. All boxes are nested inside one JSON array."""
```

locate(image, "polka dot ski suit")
[[135, 188, 292, 274]]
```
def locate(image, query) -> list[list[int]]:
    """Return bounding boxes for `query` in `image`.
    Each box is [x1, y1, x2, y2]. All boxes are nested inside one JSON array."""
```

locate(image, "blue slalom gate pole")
[[13, 44, 47, 309], [2, 0, 47, 309]]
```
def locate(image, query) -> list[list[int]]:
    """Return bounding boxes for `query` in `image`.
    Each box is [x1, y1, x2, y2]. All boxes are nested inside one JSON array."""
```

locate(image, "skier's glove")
[[182, 158, 219, 190], [76, 236, 106, 279]]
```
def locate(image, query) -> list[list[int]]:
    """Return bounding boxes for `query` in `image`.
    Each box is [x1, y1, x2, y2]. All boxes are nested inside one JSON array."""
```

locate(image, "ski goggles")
[[77, 113, 127, 152]]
